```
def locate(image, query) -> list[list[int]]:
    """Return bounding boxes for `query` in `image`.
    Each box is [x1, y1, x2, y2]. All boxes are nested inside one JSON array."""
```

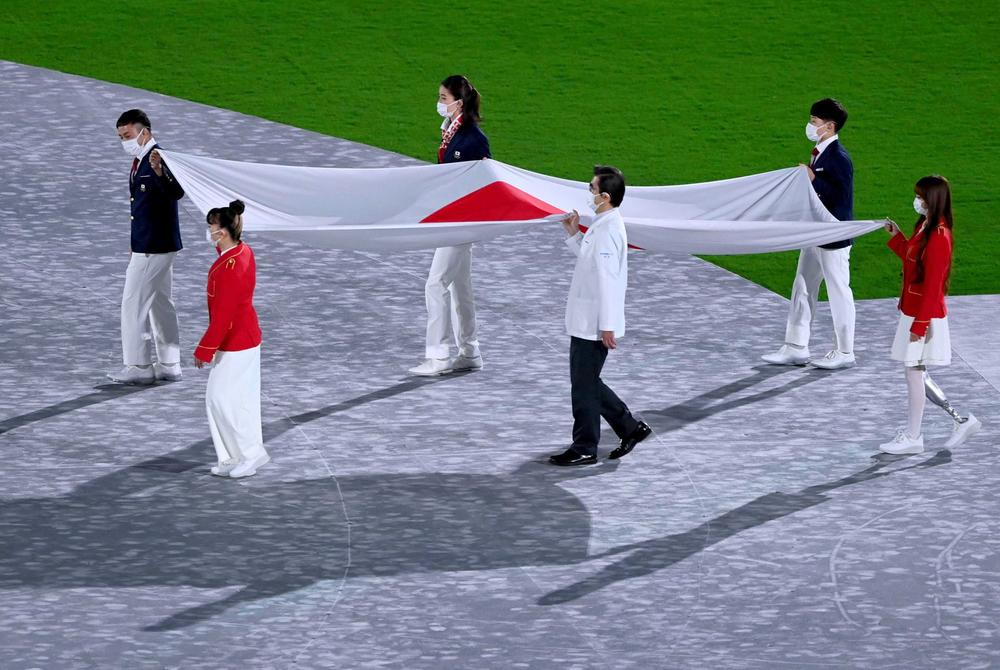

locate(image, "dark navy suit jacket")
[[130, 143, 185, 254], [810, 139, 854, 249], [441, 123, 492, 164]]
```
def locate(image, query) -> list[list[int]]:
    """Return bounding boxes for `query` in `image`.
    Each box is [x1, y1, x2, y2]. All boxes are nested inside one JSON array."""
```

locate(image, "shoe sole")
[[108, 377, 155, 385], [761, 358, 810, 366], [451, 365, 483, 372], [409, 369, 454, 377], [810, 361, 856, 370], [879, 446, 925, 455], [549, 458, 597, 466]]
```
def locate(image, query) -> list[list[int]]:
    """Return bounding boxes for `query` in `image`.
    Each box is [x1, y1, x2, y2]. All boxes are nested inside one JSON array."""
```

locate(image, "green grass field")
[[4, 1, 998, 298]]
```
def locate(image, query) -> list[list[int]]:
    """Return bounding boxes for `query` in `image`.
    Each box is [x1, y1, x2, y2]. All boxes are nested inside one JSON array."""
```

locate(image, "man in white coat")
[[550, 166, 651, 466]]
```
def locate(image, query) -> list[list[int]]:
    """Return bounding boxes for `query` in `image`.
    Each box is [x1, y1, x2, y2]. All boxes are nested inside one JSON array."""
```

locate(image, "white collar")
[[814, 133, 839, 156], [441, 113, 463, 132], [136, 135, 157, 160], [589, 207, 618, 227]]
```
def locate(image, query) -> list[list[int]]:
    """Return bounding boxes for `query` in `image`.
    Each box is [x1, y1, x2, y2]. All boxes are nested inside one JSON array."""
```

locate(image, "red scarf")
[[438, 114, 463, 163]]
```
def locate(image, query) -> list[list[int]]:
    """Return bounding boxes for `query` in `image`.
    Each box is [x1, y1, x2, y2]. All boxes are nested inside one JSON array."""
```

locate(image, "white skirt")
[[890, 313, 951, 367]]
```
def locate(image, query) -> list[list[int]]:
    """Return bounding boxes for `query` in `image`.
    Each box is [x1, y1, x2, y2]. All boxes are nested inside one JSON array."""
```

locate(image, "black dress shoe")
[[608, 421, 651, 460], [549, 448, 597, 466]]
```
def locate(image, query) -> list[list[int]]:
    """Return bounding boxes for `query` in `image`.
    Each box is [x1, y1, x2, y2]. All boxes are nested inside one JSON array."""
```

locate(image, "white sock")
[[905, 366, 925, 438]]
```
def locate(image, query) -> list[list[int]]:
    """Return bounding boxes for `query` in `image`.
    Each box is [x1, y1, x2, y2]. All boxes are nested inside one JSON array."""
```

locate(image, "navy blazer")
[[130, 143, 185, 254], [810, 139, 854, 249], [441, 123, 492, 164]]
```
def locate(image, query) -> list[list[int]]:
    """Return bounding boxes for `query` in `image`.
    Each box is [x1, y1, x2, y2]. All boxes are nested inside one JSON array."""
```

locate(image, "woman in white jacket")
[[550, 166, 651, 466]]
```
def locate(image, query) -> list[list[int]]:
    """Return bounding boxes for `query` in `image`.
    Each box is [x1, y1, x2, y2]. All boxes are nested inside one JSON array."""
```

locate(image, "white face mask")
[[587, 193, 605, 213], [437, 100, 459, 118], [206, 229, 223, 247], [805, 122, 824, 142], [120, 127, 147, 158], [913, 196, 928, 216]]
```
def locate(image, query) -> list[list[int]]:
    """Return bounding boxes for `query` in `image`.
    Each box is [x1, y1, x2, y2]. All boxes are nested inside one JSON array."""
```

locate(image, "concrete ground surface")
[[1, 61, 998, 669]]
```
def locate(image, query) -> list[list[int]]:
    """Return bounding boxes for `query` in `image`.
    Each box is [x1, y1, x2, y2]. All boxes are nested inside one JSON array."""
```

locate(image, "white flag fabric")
[[158, 151, 884, 254]]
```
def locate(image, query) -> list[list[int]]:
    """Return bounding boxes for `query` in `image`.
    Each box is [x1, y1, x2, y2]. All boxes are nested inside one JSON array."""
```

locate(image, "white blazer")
[[564, 208, 628, 340]]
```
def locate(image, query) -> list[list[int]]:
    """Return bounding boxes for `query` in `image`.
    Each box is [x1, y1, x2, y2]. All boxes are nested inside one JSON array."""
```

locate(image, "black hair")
[[809, 98, 848, 132], [116, 109, 151, 130], [207, 200, 246, 241], [441, 75, 482, 124], [593, 165, 626, 207]]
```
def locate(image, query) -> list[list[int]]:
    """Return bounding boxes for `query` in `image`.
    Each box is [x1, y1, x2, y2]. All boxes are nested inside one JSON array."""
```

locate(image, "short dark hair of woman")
[[594, 165, 626, 207], [809, 98, 848, 132], [116, 108, 151, 130], [441, 75, 482, 124], [209, 200, 246, 242]]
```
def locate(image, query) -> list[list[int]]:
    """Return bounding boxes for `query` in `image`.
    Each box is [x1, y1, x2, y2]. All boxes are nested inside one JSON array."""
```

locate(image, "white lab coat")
[[564, 208, 628, 341]]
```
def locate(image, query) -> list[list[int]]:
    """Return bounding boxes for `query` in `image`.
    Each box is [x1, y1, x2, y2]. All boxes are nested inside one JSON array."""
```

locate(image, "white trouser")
[[121, 251, 180, 366], [784, 245, 855, 353], [206, 346, 266, 465], [425, 244, 480, 359]]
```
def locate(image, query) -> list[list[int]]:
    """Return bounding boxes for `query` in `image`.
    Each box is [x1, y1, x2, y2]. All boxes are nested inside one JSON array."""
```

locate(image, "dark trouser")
[[570, 336, 639, 456]]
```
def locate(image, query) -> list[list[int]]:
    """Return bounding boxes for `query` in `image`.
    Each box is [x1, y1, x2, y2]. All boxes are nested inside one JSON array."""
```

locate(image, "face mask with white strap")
[[121, 127, 147, 158]]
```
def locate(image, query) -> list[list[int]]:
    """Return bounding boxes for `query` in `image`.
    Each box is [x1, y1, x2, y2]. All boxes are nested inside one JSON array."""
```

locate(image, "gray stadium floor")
[[1, 60, 998, 669]]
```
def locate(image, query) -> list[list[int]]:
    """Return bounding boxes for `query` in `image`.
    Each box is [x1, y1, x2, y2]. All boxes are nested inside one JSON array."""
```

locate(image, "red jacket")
[[194, 242, 262, 362], [887, 223, 952, 337]]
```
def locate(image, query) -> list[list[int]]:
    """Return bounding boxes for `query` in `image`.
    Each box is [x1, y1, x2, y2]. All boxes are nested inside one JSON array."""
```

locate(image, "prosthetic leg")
[[924, 371, 982, 447], [923, 371, 967, 424]]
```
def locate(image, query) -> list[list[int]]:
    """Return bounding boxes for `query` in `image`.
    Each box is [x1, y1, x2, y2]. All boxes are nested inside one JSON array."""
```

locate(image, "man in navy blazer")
[[763, 98, 857, 370], [108, 109, 186, 385]]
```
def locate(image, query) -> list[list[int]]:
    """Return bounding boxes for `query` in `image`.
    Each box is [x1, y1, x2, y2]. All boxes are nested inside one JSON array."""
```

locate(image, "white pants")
[[206, 346, 267, 465], [425, 244, 480, 359], [784, 245, 855, 353], [121, 251, 180, 366]]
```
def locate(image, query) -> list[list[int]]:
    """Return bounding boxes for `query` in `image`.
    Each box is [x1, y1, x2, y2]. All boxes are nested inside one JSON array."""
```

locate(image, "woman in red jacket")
[[194, 200, 270, 478], [881, 176, 980, 454]]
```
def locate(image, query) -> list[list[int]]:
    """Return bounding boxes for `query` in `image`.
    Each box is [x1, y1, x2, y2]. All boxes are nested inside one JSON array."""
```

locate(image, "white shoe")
[[810, 350, 856, 370], [154, 362, 183, 382], [450, 355, 484, 372], [229, 453, 270, 478], [408, 358, 454, 376], [879, 430, 925, 455], [761, 345, 810, 366], [944, 413, 982, 448], [107, 365, 155, 385], [210, 458, 240, 477]]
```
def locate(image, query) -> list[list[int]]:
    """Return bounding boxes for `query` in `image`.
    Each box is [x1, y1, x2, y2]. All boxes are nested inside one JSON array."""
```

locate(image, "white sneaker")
[[880, 430, 925, 455], [229, 452, 270, 479], [210, 458, 240, 477], [761, 345, 810, 366], [407, 358, 454, 377], [107, 365, 155, 385], [154, 362, 183, 382], [810, 350, 856, 370], [944, 413, 982, 448], [451, 355, 484, 372]]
